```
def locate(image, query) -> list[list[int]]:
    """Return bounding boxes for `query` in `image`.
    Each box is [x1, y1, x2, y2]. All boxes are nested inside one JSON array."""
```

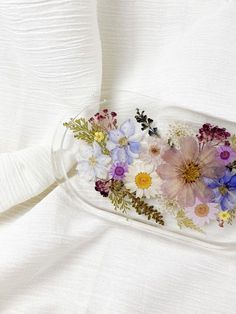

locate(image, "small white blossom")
[[140, 135, 168, 167], [167, 122, 194, 149]]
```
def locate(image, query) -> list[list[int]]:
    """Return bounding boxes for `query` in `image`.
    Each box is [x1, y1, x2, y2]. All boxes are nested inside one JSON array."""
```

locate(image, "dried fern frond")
[[64, 118, 94, 143], [109, 181, 131, 213], [124, 189, 165, 225], [109, 191, 131, 214]]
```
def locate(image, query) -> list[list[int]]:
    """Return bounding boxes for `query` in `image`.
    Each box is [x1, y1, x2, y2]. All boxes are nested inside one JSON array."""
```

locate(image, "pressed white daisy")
[[76, 142, 111, 181], [140, 136, 167, 166], [124, 161, 160, 199], [185, 199, 218, 227], [167, 122, 194, 148]]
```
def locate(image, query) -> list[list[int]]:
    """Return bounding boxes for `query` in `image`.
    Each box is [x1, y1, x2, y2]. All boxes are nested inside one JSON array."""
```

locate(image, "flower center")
[[135, 172, 152, 189], [181, 162, 201, 183], [89, 156, 97, 166], [194, 204, 209, 217], [220, 150, 230, 160], [115, 166, 125, 176], [149, 145, 160, 156], [119, 137, 128, 147], [219, 185, 228, 196]]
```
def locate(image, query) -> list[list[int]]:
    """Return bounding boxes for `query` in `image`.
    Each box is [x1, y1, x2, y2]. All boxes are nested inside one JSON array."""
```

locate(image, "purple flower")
[[106, 119, 141, 164], [217, 145, 236, 165], [110, 162, 128, 180], [95, 180, 111, 197], [205, 170, 236, 211]]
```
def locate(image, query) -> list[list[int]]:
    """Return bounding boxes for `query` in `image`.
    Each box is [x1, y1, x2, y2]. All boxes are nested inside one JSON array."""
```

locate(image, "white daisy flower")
[[124, 161, 160, 199], [76, 142, 111, 181], [140, 135, 167, 167]]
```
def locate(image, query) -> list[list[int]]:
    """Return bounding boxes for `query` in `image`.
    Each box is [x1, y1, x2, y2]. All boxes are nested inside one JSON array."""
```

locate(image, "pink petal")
[[201, 164, 225, 178], [199, 145, 216, 165], [161, 178, 182, 199], [194, 180, 213, 203], [162, 148, 184, 167], [177, 183, 195, 207], [200, 145, 225, 178], [156, 164, 178, 179], [179, 136, 199, 161]]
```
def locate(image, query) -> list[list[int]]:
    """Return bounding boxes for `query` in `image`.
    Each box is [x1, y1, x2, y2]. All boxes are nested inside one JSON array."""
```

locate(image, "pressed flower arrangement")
[[64, 108, 236, 233]]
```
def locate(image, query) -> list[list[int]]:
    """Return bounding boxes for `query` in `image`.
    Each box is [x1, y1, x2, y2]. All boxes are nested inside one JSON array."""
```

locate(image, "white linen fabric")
[[1, 0, 236, 313]]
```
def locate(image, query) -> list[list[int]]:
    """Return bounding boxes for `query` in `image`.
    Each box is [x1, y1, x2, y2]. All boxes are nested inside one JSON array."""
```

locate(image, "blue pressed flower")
[[205, 170, 236, 211], [106, 119, 141, 164]]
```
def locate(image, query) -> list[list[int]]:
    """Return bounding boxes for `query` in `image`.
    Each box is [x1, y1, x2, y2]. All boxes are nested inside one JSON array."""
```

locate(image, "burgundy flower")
[[89, 109, 117, 131], [95, 180, 112, 197], [197, 123, 231, 147], [111, 111, 117, 118]]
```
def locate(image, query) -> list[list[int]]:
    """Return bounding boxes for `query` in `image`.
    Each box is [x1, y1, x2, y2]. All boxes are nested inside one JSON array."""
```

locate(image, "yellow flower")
[[135, 172, 152, 189], [218, 211, 231, 221], [94, 131, 105, 143]]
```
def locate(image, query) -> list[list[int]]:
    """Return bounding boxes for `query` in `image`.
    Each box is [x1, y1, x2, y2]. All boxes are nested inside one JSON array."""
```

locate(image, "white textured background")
[[1, 0, 236, 313]]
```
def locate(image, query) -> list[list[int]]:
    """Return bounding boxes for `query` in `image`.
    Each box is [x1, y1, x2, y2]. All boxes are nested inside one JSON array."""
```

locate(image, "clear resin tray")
[[52, 91, 236, 251]]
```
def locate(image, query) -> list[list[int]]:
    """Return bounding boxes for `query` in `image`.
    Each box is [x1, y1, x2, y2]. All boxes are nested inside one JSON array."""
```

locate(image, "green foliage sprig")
[[63, 118, 110, 155], [124, 189, 165, 225], [109, 191, 131, 214], [109, 180, 165, 225], [176, 209, 204, 233], [64, 118, 93, 142], [109, 181, 131, 213]]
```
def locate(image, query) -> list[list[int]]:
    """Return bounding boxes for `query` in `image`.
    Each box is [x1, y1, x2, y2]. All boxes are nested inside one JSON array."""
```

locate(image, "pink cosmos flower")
[[216, 145, 236, 165], [185, 199, 218, 227], [157, 136, 224, 207]]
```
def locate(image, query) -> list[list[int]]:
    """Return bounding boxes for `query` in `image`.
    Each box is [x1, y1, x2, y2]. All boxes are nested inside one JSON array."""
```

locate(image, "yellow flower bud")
[[218, 211, 231, 221], [94, 131, 105, 143]]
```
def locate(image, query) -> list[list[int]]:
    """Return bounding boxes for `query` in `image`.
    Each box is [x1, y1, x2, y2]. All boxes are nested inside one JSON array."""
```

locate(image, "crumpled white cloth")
[[1, 1, 236, 313]]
